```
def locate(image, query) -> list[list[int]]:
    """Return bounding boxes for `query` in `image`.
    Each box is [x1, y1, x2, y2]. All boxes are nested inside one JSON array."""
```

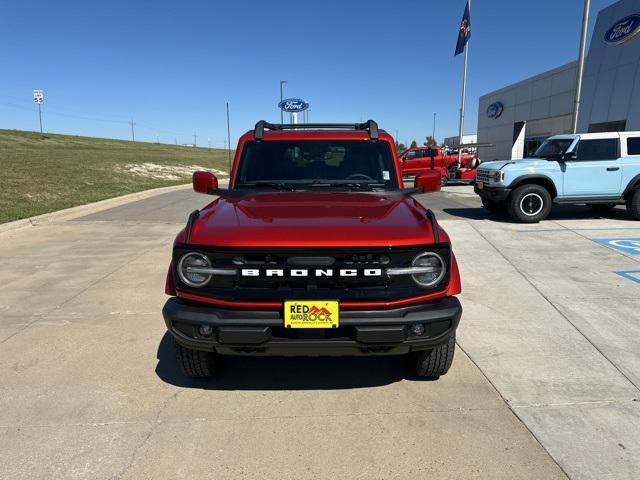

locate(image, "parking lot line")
[[615, 270, 640, 284], [517, 227, 640, 233]]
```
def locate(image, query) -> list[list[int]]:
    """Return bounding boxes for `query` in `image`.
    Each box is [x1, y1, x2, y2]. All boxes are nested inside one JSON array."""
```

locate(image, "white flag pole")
[[458, 0, 470, 164], [572, 0, 590, 133]]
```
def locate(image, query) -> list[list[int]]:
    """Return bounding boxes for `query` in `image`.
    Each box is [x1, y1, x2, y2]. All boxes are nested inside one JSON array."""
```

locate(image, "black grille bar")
[[173, 244, 451, 303]]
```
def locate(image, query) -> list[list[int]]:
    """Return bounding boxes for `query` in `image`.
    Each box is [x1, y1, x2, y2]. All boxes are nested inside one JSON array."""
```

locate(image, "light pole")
[[226, 102, 232, 172], [279, 80, 287, 123], [432, 112, 437, 142], [572, 0, 591, 133]]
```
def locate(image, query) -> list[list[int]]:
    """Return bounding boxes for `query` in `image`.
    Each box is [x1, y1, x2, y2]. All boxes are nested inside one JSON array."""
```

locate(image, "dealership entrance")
[[477, 0, 640, 161]]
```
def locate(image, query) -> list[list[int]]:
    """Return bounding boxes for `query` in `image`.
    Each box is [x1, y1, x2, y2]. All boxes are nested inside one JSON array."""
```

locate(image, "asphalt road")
[[2, 185, 640, 479]]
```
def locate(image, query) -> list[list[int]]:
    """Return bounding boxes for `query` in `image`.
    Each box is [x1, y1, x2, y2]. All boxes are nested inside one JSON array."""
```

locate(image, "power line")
[[0, 96, 227, 145]]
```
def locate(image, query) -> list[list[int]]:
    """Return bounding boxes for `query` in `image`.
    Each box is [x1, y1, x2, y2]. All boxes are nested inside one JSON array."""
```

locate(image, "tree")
[[423, 136, 437, 147], [410, 140, 417, 148], [395, 141, 406, 152]]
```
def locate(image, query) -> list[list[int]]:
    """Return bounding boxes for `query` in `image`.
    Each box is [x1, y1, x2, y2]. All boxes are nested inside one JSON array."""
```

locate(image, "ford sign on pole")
[[604, 14, 640, 45], [278, 98, 309, 113]]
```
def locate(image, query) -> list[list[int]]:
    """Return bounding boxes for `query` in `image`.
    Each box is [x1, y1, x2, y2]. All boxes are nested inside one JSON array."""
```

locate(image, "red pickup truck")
[[163, 120, 463, 380], [399, 146, 478, 185]]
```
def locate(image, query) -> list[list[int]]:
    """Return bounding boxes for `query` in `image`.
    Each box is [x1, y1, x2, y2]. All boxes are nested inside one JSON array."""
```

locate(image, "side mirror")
[[414, 171, 441, 193], [193, 171, 218, 194], [563, 152, 577, 161]]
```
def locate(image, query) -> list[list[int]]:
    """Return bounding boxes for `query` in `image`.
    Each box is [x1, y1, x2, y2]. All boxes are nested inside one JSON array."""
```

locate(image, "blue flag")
[[455, 1, 471, 56]]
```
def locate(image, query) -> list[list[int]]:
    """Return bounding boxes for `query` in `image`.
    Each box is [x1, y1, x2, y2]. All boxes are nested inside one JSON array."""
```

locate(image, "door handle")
[[606, 167, 620, 171]]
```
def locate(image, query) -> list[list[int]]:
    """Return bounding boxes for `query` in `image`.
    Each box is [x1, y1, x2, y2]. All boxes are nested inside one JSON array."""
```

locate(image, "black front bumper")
[[475, 184, 511, 201], [163, 297, 462, 357]]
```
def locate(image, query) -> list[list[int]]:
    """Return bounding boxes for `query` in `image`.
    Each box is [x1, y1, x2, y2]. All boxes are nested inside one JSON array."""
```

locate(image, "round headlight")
[[177, 252, 212, 287], [411, 252, 446, 287]]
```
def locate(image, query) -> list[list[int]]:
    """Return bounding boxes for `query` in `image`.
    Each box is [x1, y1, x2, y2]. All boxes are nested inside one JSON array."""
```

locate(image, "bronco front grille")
[[173, 245, 451, 302], [476, 169, 495, 183]]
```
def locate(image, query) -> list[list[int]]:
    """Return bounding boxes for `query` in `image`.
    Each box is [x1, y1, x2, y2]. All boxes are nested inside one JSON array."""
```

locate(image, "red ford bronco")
[[163, 120, 462, 379], [399, 146, 478, 185]]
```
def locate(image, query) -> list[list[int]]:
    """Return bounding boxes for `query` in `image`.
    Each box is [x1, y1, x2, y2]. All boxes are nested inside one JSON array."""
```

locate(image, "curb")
[[0, 183, 194, 234]]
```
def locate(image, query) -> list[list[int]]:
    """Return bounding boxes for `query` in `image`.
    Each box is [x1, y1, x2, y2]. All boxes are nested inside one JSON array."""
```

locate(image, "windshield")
[[235, 140, 399, 191], [534, 139, 574, 159]]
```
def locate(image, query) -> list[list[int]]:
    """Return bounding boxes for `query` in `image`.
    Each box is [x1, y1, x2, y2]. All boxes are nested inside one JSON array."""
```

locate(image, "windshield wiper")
[[308, 181, 385, 192], [236, 182, 295, 191]]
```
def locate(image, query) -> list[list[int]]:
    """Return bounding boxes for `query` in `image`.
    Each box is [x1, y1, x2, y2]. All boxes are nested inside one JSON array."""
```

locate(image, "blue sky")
[[0, 0, 614, 147]]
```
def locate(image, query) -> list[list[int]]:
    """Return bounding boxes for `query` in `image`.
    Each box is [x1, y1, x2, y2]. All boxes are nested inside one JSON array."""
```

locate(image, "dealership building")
[[443, 134, 477, 148], [477, 0, 640, 161]]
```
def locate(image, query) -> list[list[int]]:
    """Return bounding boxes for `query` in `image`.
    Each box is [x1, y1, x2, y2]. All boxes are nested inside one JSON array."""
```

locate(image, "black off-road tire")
[[174, 339, 217, 378], [627, 188, 640, 220], [412, 335, 456, 379], [482, 198, 507, 215], [587, 203, 616, 214], [507, 184, 552, 223]]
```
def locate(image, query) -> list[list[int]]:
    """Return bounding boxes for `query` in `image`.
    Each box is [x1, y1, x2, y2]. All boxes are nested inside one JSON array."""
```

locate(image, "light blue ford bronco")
[[474, 132, 640, 223]]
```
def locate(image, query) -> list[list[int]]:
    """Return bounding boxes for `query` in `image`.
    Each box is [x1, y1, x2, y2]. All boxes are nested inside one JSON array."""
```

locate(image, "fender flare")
[[623, 174, 640, 196], [508, 175, 558, 199]]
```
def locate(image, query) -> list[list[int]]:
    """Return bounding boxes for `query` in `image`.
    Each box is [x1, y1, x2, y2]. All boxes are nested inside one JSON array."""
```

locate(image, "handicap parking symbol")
[[615, 270, 640, 284], [593, 238, 640, 255]]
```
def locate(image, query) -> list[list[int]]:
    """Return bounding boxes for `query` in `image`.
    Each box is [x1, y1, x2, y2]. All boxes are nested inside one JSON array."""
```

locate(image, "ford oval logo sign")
[[486, 102, 504, 119], [278, 98, 309, 113], [604, 14, 640, 45]]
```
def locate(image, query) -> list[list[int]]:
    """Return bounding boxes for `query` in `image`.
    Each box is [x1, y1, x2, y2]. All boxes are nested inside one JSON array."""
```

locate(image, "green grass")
[[0, 130, 233, 223]]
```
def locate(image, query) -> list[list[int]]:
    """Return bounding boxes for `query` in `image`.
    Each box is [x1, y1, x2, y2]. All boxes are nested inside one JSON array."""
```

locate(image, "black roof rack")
[[253, 120, 380, 142]]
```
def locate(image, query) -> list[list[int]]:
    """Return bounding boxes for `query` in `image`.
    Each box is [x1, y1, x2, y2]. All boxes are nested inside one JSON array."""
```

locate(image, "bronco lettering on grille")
[[241, 269, 383, 277]]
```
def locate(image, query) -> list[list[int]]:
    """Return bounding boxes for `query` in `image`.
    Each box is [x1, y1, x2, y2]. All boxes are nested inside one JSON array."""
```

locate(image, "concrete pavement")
[[2, 185, 639, 478]]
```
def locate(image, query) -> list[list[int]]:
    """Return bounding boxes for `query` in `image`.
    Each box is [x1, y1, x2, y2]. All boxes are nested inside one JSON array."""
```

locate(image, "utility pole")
[[156, 135, 160, 144], [129, 119, 136, 142], [174, 137, 177, 146], [226, 102, 232, 172], [572, 0, 591, 133], [208, 138, 211, 150], [279, 80, 287, 123], [193, 132, 197, 147]]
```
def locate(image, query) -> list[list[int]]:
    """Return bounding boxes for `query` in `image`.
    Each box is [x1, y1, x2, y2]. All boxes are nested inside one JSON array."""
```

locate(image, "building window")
[[627, 138, 640, 156], [576, 139, 619, 161], [587, 121, 626, 133]]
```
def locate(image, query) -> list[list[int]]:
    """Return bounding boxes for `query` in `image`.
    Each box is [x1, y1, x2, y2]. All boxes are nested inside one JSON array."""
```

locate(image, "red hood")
[[180, 192, 445, 248]]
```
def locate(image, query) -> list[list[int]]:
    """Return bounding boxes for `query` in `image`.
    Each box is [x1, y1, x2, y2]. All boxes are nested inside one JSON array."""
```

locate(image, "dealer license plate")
[[284, 300, 339, 329], [476, 181, 484, 190]]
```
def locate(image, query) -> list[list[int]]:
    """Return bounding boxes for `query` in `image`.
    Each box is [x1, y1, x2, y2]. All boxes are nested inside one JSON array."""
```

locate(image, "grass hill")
[[0, 130, 232, 223]]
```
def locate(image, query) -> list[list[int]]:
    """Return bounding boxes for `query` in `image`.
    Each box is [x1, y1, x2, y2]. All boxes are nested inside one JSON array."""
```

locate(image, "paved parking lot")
[[1, 185, 639, 479]]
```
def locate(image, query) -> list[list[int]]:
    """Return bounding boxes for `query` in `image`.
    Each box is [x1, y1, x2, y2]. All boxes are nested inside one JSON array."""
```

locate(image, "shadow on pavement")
[[155, 332, 431, 390], [443, 205, 633, 222]]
